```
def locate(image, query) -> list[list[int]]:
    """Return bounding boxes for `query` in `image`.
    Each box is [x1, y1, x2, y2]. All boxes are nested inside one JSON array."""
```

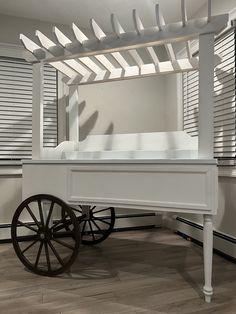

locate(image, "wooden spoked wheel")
[[67, 205, 115, 245], [11, 194, 80, 276]]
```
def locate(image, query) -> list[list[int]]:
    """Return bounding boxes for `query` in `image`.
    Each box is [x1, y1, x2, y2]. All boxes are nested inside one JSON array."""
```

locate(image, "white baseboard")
[[114, 213, 162, 230], [176, 217, 236, 260]]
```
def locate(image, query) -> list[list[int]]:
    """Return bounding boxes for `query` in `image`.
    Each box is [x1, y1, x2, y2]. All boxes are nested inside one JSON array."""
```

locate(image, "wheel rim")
[[11, 194, 80, 276], [72, 206, 115, 245]]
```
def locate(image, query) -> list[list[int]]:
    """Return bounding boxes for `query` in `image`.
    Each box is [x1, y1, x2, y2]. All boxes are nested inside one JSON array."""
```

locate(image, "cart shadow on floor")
[[49, 232, 204, 297]]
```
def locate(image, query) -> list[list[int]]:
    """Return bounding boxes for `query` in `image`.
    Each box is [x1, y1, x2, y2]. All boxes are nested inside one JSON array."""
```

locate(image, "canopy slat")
[[72, 23, 88, 44], [181, 0, 192, 59], [157, 5, 176, 62], [90, 19, 106, 40], [132, 10, 160, 68], [155, 4, 163, 31], [111, 14, 125, 37]]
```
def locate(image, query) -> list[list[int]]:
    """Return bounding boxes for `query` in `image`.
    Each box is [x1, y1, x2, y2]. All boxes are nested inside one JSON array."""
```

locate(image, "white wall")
[[0, 13, 74, 45], [192, 0, 236, 18], [78, 76, 166, 140]]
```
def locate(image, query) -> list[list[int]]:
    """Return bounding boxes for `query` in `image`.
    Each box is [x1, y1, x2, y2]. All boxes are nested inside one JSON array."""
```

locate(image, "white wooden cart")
[[11, 1, 228, 303]]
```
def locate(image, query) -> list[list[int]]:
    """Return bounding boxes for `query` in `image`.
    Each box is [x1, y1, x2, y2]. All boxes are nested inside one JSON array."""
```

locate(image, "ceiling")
[[0, 0, 207, 31]]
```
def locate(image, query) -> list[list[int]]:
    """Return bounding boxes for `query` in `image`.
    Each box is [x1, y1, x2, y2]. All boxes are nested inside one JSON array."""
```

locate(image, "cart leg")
[[203, 214, 213, 303]]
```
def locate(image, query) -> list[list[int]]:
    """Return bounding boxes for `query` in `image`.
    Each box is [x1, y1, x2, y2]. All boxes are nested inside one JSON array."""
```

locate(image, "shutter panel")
[[0, 57, 58, 159], [0, 57, 32, 159], [183, 28, 236, 159]]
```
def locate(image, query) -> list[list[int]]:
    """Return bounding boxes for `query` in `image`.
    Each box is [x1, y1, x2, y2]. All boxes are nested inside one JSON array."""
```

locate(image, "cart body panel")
[[22, 159, 218, 215]]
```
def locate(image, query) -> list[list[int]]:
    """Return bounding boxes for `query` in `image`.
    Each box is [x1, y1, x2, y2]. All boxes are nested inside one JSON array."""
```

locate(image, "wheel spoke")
[[52, 218, 73, 232], [22, 239, 38, 254], [44, 242, 51, 272], [35, 241, 43, 268], [81, 220, 87, 235], [17, 220, 38, 233], [71, 207, 82, 214], [48, 240, 65, 267], [51, 215, 69, 230], [25, 205, 40, 228], [88, 220, 96, 241], [93, 207, 111, 214], [93, 217, 111, 226], [90, 206, 96, 211], [52, 231, 74, 238], [16, 235, 38, 242], [38, 200, 44, 227], [52, 238, 74, 250], [45, 201, 54, 228], [91, 219, 105, 235]]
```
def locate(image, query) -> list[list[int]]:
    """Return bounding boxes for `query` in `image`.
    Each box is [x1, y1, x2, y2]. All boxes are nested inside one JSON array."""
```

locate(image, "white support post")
[[57, 72, 67, 143], [32, 63, 44, 159], [198, 33, 215, 159], [203, 214, 213, 303], [68, 85, 79, 142]]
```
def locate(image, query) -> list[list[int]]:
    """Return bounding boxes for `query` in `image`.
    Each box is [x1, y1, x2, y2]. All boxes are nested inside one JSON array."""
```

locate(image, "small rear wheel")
[[11, 194, 80, 276], [80, 206, 115, 245], [65, 205, 115, 245]]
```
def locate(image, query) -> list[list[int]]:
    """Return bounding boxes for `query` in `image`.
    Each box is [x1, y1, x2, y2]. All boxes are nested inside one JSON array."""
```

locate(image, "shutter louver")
[[0, 57, 58, 159], [183, 28, 236, 159]]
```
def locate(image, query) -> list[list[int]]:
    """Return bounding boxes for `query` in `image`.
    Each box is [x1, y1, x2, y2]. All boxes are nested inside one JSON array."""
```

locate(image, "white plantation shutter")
[[0, 57, 32, 159], [0, 57, 58, 159], [183, 27, 236, 160]]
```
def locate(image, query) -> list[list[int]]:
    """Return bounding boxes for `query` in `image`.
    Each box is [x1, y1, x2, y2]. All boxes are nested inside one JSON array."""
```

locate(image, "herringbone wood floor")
[[0, 228, 236, 314]]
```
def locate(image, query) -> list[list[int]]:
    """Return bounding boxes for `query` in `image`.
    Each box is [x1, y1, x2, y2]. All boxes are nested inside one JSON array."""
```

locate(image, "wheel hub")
[[39, 233, 45, 240], [81, 205, 91, 220], [38, 227, 51, 241]]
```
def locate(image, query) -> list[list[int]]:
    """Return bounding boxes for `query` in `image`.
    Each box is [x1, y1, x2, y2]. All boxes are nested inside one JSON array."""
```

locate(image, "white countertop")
[[22, 159, 218, 165]]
